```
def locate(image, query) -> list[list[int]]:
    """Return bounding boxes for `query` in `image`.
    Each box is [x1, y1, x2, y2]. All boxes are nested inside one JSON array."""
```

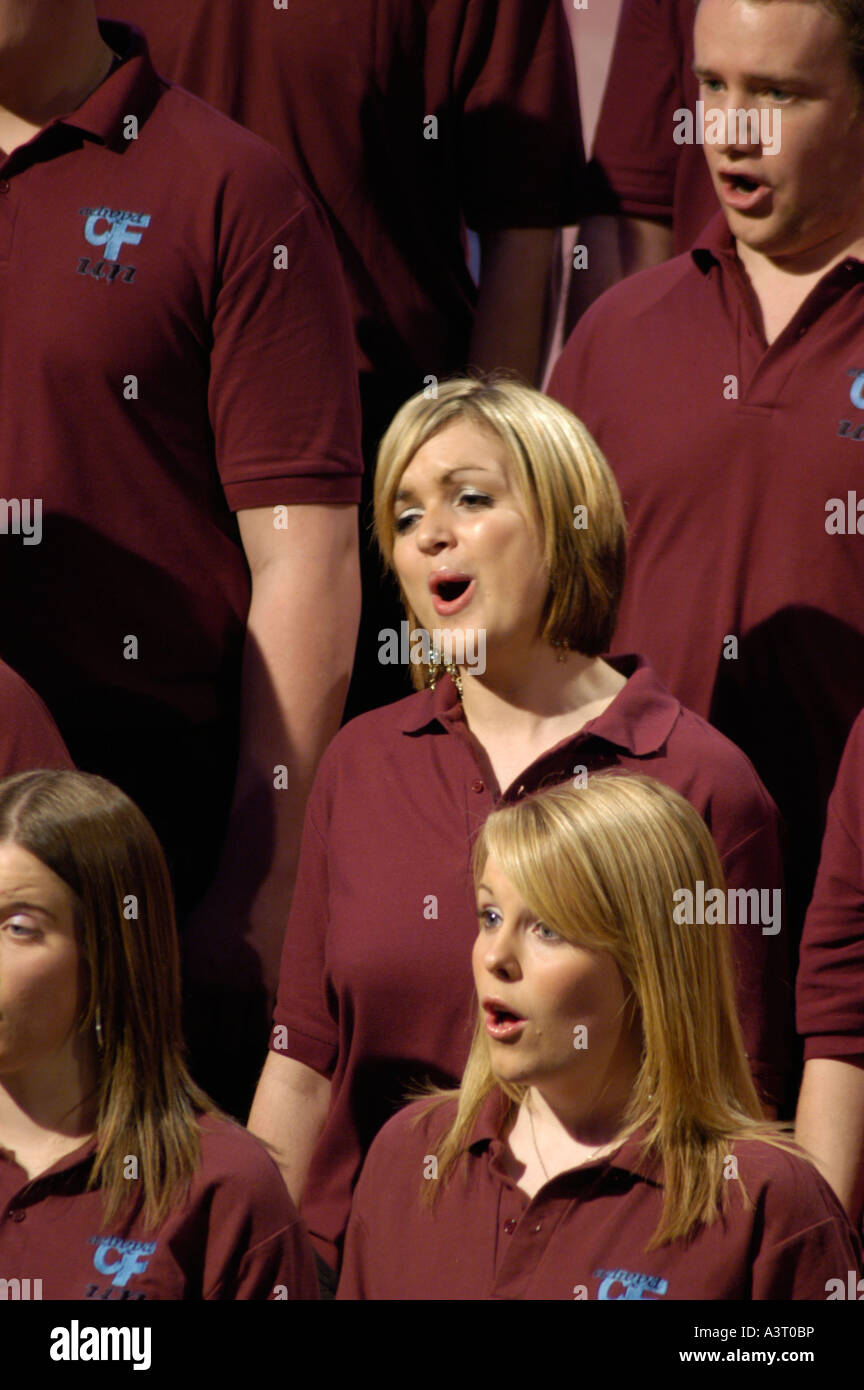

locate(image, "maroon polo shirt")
[[0, 1116, 319, 1300], [798, 711, 864, 1061], [548, 214, 864, 934], [98, 0, 585, 431], [588, 0, 717, 251], [272, 655, 790, 1270], [0, 660, 74, 775], [0, 21, 361, 909], [336, 1093, 861, 1300]]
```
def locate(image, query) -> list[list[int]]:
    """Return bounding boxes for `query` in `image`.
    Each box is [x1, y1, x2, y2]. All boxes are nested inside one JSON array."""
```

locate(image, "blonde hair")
[[373, 375, 626, 687], [425, 774, 797, 1248], [0, 770, 219, 1231]]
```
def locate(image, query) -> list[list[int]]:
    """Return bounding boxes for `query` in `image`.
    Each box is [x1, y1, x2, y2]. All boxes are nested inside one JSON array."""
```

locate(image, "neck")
[[0, 1048, 98, 1154], [457, 645, 626, 735], [737, 225, 864, 287], [0, 3, 113, 131]]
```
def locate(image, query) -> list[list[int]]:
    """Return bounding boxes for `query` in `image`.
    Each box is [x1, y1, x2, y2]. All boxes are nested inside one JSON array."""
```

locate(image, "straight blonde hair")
[[0, 770, 218, 1231], [424, 775, 797, 1248], [373, 375, 626, 686]]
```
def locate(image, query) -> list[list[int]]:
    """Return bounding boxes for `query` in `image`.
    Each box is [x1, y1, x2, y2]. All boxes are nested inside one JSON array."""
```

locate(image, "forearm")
[[248, 1051, 332, 1204], [563, 215, 674, 337], [469, 226, 558, 385], [795, 1056, 864, 1222], [203, 503, 360, 996]]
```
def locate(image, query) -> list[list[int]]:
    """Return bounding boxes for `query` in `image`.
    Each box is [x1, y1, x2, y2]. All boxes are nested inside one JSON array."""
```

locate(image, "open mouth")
[[431, 574, 471, 602], [483, 1000, 526, 1040], [429, 572, 476, 615]]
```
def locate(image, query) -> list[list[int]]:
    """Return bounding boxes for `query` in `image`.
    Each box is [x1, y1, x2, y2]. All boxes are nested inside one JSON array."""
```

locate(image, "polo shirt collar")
[[691, 209, 864, 281], [44, 21, 161, 155], [467, 1089, 663, 1188], [398, 653, 680, 759]]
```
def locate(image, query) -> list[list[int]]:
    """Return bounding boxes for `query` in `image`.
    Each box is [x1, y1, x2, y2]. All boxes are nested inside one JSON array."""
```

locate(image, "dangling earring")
[[94, 1007, 104, 1052], [426, 646, 442, 691], [552, 638, 569, 663], [445, 662, 464, 700]]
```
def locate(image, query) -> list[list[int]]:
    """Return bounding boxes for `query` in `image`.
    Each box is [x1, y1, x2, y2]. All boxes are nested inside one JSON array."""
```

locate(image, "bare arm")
[[563, 214, 674, 339], [181, 504, 359, 1091], [469, 226, 558, 385], [248, 1051, 332, 1204], [795, 1057, 864, 1223]]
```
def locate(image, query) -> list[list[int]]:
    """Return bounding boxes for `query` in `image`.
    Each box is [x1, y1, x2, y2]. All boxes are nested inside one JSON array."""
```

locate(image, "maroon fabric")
[[272, 655, 790, 1269], [0, 1116, 319, 1299], [0, 660, 74, 774], [548, 215, 864, 933], [336, 1093, 861, 1299], [98, 0, 585, 415], [0, 21, 361, 906], [588, 0, 717, 252], [798, 711, 864, 1060]]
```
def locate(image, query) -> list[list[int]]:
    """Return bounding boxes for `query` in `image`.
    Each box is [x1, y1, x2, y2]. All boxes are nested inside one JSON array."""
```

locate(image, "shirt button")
[[471, 779, 484, 793], [8, 1209, 25, 1222], [797, 326, 807, 337], [0, 181, 9, 194], [532, 1221, 543, 1233], [503, 1218, 517, 1234]]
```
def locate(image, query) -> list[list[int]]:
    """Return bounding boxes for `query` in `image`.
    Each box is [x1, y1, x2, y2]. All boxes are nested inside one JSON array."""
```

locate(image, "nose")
[[413, 499, 455, 555], [479, 925, 521, 979], [711, 91, 762, 155]]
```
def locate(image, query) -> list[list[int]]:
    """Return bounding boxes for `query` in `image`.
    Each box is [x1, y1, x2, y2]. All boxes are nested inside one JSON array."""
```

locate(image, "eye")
[[477, 906, 501, 930], [457, 489, 493, 510], [698, 77, 723, 94], [2, 916, 40, 940], [762, 87, 792, 102], [532, 921, 561, 943], [393, 507, 422, 535]]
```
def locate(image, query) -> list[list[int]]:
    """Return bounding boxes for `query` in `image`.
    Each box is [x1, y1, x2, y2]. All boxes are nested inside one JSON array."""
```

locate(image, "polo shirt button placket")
[[471, 779, 484, 794], [503, 1218, 517, 1234]]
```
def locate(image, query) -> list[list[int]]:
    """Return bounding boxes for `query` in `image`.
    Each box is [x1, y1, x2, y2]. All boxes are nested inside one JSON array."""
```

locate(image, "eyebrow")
[[692, 64, 804, 86], [0, 897, 57, 920], [395, 465, 495, 503]]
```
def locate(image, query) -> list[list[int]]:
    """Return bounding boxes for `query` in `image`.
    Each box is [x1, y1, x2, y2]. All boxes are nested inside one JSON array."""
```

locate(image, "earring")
[[426, 646, 442, 691], [552, 639, 568, 663], [94, 1007, 104, 1052], [445, 661, 464, 700]]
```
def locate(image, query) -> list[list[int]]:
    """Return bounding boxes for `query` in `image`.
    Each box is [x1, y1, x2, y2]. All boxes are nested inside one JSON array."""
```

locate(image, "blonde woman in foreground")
[[337, 776, 860, 1300]]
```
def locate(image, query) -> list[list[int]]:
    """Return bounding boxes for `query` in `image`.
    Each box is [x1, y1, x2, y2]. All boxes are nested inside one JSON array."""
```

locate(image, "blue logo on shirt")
[[78, 205, 151, 261], [89, 1235, 156, 1287], [593, 1267, 668, 1300]]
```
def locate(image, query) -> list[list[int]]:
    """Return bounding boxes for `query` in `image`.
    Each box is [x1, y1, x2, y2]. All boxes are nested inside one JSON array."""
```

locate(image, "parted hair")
[[373, 376, 627, 688], [0, 769, 218, 1231], [423, 774, 800, 1248]]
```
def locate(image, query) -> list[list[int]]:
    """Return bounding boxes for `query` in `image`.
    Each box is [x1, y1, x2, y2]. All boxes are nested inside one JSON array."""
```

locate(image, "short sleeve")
[[448, 0, 585, 230], [797, 713, 864, 1058], [589, 0, 682, 218], [198, 1125, 320, 1300], [271, 757, 340, 1076], [208, 169, 362, 512], [747, 1152, 862, 1300]]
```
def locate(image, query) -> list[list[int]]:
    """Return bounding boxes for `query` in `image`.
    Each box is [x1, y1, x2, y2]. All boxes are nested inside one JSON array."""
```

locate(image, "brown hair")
[[0, 769, 218, 1230]]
